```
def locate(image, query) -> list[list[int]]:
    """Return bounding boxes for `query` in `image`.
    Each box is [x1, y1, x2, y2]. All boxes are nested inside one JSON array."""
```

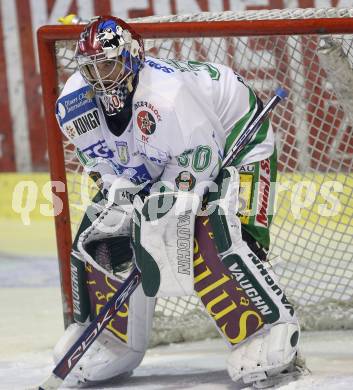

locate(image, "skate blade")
[[253, 365, 310, 389]]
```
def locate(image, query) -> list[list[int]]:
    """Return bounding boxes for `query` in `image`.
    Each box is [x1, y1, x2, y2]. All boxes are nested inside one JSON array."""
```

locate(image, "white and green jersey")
[[56, 56, 274, 196]]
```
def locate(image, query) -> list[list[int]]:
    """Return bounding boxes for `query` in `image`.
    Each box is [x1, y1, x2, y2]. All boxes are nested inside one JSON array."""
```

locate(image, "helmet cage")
[[76, 51, 133, 94]]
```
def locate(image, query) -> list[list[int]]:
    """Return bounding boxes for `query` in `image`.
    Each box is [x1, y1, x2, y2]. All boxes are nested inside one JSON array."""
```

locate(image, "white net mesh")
[[131, 7, 353, 22], [54, 8, 353, 344]]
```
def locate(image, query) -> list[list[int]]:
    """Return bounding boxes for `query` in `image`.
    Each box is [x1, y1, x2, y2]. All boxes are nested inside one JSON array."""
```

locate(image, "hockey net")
[[38, 8, 353, 346]]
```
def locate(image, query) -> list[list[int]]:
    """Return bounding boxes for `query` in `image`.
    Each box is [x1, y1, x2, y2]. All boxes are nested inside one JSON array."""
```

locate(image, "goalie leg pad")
[[227, 322, 300, 384], [69, 188, 132, 324], [205, 167, 300, 383], [208, 167, 297, 326], [70, 192, 107, 324], [54, 197, 155, 384], [132, 191, 200, 297], [53, 282, 155, 385]]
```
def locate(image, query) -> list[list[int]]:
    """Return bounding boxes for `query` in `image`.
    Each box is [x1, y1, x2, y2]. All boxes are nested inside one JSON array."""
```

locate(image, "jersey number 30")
[[177, 145, 212, 172]]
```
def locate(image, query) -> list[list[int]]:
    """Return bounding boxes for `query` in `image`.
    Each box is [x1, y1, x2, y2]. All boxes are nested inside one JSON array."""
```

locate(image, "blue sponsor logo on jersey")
[[82, 140, 114, 159], [111, 161, 152, 185], [80, 139, 151, 185], [56, 86, 97, 126], [145, 59, 174, 74]]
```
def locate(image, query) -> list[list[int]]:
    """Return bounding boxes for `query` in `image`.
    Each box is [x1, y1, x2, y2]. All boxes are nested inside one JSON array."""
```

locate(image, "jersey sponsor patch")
[[137, 110, 157, 135], [239, 164, 255, 173], [134, 101, 162, 122], [238, 172, 254, 225], [56, 85, 97, 126], [137, 139, 169, 165], [76, 148, 98, 168], [115, 141, 130, 165], [175, 171, 196, 191], [110, 161, 152, 185], [255, 158, 271, 228], [145, 58, 174, 73], [81, 139, 114, 159], [238, 163, 255, 225], [72, 109, 100, 135], [62, 109, 100, 139], [64, 123, 78, 139], [135, 101, 162, 141]]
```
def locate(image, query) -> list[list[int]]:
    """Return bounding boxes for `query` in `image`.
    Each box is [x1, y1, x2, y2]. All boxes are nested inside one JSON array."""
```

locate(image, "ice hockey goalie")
[[53, 15, 307, 388]]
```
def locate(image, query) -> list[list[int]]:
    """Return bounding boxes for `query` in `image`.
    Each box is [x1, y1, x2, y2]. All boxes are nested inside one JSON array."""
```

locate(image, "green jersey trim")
[[232, 118, 270, 166], [224, 88, 257, 156]]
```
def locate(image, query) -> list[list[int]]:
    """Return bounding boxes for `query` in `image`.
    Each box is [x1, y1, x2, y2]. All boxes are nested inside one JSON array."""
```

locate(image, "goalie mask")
[[75, 16, 144, 106]]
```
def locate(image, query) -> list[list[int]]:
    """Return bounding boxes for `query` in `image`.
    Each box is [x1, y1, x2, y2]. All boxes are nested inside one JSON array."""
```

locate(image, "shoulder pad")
[[56, 73, 100, 140]]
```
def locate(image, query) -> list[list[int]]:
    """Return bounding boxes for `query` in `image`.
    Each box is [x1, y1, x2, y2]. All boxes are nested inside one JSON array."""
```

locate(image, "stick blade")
[[35, 373, 63, 390]]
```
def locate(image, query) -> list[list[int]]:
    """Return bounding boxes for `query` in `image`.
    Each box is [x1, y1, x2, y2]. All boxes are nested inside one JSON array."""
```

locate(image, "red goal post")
[[38, 10, 353, 341]]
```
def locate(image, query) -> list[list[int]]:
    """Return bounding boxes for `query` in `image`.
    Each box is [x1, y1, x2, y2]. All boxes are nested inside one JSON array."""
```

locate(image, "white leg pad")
[[227, 322, 300, 384], [53, 284, 154, 385], [53, 323, 145, 385]]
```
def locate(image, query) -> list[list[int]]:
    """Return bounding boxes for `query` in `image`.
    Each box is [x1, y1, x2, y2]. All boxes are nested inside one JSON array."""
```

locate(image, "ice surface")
[[2, 334, 353, 390], [1, 254, 353, 389]]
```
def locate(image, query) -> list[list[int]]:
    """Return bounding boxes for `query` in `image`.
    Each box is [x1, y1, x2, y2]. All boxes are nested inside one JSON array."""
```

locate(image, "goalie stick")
[[222, 87, 287, 168], [35, 87, 287, 390]]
